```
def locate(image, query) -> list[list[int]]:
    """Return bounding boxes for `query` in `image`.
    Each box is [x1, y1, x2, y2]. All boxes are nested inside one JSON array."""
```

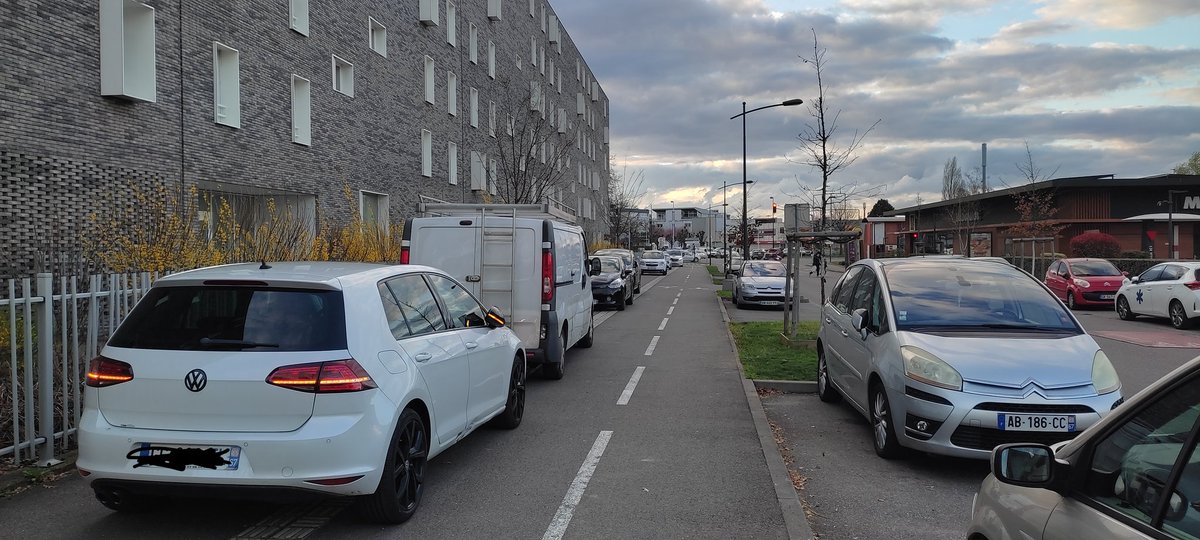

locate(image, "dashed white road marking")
[[616, 367, 645, 405], [672, 298, 678, 305], [542, 431, 614, 540], [644, 335, 660, 356], [667, 306, 675, 315], [658, 318, 669, 330]]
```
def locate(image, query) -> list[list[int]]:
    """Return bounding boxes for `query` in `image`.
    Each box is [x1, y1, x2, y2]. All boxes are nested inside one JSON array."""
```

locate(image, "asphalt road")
[[0, 263, 791, 540]]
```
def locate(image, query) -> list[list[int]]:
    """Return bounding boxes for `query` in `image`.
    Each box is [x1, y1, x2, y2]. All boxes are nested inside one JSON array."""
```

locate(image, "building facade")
[[0, 0, 611, 276], [649, 206, 727, 249]]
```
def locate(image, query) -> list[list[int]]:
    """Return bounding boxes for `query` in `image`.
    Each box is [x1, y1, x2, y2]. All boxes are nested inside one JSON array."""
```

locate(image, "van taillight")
[[399, 246, 410, 264], [542, 250, 554, 302], [86, 356, 134, 387], [266, 359, 377, 393]]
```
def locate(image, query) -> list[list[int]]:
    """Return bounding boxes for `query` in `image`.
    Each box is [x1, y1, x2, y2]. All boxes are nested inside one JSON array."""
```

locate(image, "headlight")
[[901, 346, 962, 391], [1073, 278, 1090, 288], [610, 279, 624, 288], [740, 284, 757, 293], [1092, 350, 1120, 394]]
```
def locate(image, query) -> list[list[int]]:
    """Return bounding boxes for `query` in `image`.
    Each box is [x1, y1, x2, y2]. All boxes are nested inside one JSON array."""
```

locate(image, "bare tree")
[[941, 157, 969, 200], [487, 75, 582, 207], [605, 157, 648, 249], [795, 29, 881, 230], [944, 164, 984, 254], [1007, 141, 1063, 240]]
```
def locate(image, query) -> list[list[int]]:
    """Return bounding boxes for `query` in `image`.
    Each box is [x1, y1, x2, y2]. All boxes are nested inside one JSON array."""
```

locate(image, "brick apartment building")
[[0, 0, 611, 276]]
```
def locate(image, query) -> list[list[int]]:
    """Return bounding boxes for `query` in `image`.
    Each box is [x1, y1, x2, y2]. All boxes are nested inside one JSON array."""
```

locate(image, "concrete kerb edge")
[[0, 451, 77, 496], [717, 296, 816, 540]]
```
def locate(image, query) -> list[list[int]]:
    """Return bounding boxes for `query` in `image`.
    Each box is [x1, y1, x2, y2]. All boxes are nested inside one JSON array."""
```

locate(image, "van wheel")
[[360, 408, 427, 524], [578, 317, 594, 348], [542, 331, 567, 380]]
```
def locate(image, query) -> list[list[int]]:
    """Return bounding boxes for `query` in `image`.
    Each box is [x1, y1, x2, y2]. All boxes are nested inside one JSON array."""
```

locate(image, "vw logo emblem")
[[184, 369, 208, 392]]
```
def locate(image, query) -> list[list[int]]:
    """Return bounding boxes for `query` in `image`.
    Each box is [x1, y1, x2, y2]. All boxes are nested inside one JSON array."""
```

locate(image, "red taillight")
[[86, 356, 134, 387], [542, 249, 554, 303], [1185, 282, 1200, 290], [266, 359, 377, 393], [399, 246, 410, 264]]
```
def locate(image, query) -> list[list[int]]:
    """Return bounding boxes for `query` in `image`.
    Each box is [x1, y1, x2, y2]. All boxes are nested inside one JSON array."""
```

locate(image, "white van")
[[402, 203, 593, 379]]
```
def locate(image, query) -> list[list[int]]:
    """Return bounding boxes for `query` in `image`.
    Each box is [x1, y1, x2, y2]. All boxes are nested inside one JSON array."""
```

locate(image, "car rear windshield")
[[108, 286, 348, 351], [1070, 260, 1122, 277], [643, 251, 664, 259], [884, 264, 1080, 332]]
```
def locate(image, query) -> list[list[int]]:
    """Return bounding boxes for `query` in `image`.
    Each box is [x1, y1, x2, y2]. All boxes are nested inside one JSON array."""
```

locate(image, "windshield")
[[743, 262, 786, 277], [667, 250, 683, 256], [1070, 260, 1122, 277], [884, 263, 1080, 332], [598, 257, 622, 273], [643, 251, 664, 259]]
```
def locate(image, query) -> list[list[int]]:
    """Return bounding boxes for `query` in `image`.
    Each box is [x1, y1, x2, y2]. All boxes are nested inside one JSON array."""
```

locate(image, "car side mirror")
[[1130, 276, 1140, 284], [588, 258, 602, 276], [622, 269, 632, 277], [991, 444, 1065, 492], [851, 308, 870, 333], [484, 306, 507, 328]]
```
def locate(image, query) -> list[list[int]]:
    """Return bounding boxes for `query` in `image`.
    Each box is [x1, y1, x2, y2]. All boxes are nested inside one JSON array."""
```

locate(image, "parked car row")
[[1042, 256, 1200, 330], [591, 248, 644, 311]]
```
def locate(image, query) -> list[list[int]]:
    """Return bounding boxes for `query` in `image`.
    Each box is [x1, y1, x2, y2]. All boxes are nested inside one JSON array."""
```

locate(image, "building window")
[[419, 0, 438, 26], [447, 71, 457, 115], [291, 75, 311, 146], [197, 188, 317, 239], [489, 158, 498, 195], [468, 23, 478, 63], [421, 129, 433, 177], [448, 142, 458, 185], [487, 41, 496, 78], [470, 87, 479, 128], [212, 42, 240, 128], [446, 1, 456, 45], [529, 0, 534, 16], [332, 54, 354, 97], [558, 109, 566, 134], [360, 191, 389, 232], [539, 45, 544, 74], [540, 4, 546, 32], [368, 17, 387, 56], [506, 114, 514, 136], [489, 101, 496, 137], [424, 55, 435, 104], [556, 70, 562, 93], [548, 14, 560, 43], [471, 151, 486, 191], [289, 0, 309, 35], [548, 58, 554, 84], [100, 0, 157, 102]]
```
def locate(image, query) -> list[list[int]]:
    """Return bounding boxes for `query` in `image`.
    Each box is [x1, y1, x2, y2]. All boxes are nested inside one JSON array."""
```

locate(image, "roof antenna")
[[259, 260, 272, 270]]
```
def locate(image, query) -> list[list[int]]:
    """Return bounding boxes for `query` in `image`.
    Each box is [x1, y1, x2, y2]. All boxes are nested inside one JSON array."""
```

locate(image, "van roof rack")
[[417, 202, 576, 223]]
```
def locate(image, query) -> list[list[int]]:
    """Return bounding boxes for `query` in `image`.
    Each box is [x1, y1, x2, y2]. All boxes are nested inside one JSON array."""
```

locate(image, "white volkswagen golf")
[[77, 262, 526, 524]]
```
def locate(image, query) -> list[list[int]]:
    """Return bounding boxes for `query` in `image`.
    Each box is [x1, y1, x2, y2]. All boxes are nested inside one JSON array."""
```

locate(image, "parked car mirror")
[[1130, 276, 1140, 284], [851, 308, 870, 333], [588, 257, 602, 276], [991, 444, 1058, 489], [485, 306, 507, 328], [622, 269, 632, 277]]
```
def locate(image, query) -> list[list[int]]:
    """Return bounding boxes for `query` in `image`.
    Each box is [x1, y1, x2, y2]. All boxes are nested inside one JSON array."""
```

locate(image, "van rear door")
[[478, 216, 540, 349], [411, 219, 480, 293]]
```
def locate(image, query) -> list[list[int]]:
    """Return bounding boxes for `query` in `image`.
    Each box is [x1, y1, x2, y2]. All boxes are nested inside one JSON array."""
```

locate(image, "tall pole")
[[1166, 190, 1186, 259], [741, 101, 749, 259]]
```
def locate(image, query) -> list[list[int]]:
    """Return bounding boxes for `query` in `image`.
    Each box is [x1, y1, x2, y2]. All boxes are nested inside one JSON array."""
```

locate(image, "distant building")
[[650, 206, 727, 249]]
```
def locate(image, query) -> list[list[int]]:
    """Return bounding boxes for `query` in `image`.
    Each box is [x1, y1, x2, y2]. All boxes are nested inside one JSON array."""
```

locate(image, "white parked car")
[[1115, 261, 1200, 329], [665, 249, 686, 267], [78, 262, 526, 524]]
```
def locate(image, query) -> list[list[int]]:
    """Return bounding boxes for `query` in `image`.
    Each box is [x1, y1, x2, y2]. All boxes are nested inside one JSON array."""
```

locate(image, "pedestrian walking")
[[809, 249, 822, 276]]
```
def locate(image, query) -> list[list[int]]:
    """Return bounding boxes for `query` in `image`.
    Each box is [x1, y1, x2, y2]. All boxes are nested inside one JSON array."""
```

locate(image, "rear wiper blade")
[[198, 337, 279, 348]]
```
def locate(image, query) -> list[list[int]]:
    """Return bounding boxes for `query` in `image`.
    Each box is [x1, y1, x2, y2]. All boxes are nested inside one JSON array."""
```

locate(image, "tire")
[[634, 279, 641, 294], [732, 290, 739, 306], [1116, 295, 1137, 320], [490, 356, 526, 429], [616, 294, 626, 311], [542, 330, 567, 380], [816, 347, 840, 403], [626, 286, 634, 305], [578, 315, 594, 348], [360, 408, 428, 524], [1066, 292, 1077, 310], [870, 383, 904, 459], [1170, 300, 1193, 330]]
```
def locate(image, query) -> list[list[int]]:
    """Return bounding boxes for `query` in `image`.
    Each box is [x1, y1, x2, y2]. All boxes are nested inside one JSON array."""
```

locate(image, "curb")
[[753, 380, 818, 394], [0, 452, 77, 496], [718, 296, 816, 540]]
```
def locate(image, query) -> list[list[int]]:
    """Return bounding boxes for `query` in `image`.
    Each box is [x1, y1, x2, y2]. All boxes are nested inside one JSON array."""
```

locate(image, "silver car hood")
[[897, 331, 1098, 391], [741, 276, 786, 287]]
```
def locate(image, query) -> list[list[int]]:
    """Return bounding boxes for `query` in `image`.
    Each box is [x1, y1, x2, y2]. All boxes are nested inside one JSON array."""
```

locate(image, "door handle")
[[825, 317, 832, 323], [465, 342, 478, 349], [840, 330, 848, 337], [414, 352, 432, 362]]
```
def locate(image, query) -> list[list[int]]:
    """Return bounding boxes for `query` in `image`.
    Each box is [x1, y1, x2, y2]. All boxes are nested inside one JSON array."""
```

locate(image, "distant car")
[[77, 262, 526, 523], [1044, 258, 1127, 310], [968, 354, 1200, 540], [665, 249, 685, 267], [731, 260, 789, 309], [686, 251, 699, 263], [589, 255, 634, 311], [817, 258, 1122, 459], [594, 248, 642, 294], [640, 250, 670, 275], [1116, 261, 1200, 329], [750, 250, 766, 260]]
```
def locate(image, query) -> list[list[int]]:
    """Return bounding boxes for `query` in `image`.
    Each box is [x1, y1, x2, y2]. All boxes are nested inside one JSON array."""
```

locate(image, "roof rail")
[[417, 202, 577, 223]]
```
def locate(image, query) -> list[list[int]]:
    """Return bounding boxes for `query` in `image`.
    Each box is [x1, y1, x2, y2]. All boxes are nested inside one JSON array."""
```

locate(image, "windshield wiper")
[[198, 337, 280, 348], [972, 323, 1070, 332]]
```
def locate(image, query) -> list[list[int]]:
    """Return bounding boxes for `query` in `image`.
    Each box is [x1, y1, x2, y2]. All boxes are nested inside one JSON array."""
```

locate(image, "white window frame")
[[99, 0, 157, 102], [446, 1, 457, 46], [488, 158, 498, 195], [369, 17, 387, 56], [470, 150, 486, 191], [529, 0, 535, 16], [360, 190, 389, 232], [291, 75, 311, 145], [212, 42, 240, 128], [447, 71, 457, 116], [506, 114, 514, 136], [488, 0, 502, 21], [487, 41, 496, 78], [332, 54, 354, 97], [548, 14, 560, 43], [421, 129, 433, 177], [289, 0, 309, 35], [448, 142, 458, 185], [470, 87, 479, 128], [489, 100, 496, 137], [419, 0, 439, 26], [424, 55, 436, 104], [468, 23, 478, 63]]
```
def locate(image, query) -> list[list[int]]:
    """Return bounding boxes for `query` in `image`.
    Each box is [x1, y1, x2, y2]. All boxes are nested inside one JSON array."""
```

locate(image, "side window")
[[1082, 374, 1200, 537], [1163, 265, 1187, 281], [1140, 265, 1165, 282], [849, 270, 876, 313], [834, 267, 864, 313], [426, 274, 487, 328], [382, 275, 446, 338], [869, 280, 888, 332], [1053, 261, 1064, 276]]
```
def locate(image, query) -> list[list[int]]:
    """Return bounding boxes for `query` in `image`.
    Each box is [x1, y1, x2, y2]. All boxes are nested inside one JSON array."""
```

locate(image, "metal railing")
[[2, 271, 156, 466]]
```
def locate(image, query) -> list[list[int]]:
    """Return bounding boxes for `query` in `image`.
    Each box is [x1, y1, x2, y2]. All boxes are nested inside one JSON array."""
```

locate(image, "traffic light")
[[771, 201, 778, 214], [911, 233, 918, 239]]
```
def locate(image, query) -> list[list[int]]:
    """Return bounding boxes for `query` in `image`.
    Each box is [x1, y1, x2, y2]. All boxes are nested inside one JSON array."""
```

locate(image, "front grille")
[[974, 402, 1094, 414], [951, 425, 1081, 451], [1082, 292, 1116, 301]]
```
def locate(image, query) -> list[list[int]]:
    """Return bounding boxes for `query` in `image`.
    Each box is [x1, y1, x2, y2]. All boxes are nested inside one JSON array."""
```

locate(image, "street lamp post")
[[669, 200, 675, 248], [721, 179, 755, 265], [1159, 189, 1188, 259], [730, 98, 803, 259]]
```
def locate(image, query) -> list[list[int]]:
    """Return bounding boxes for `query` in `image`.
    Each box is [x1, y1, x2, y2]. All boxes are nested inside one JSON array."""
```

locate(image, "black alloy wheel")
[[360, 408, 428, 524], [491, 355, 526, 429]]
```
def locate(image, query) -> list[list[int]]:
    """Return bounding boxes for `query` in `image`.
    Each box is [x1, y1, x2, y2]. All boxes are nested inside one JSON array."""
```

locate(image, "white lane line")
[[658, 318, 669, 330], [543, 431, 614, 540], [672, 298, 678, 305], [676, 292, 682, 297], [616, 367, 645, 405], [644, 335, 660, 356], [667, 306, 675, 315]]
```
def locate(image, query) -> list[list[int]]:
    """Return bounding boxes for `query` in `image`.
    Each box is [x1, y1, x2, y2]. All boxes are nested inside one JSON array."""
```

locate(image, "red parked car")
[[1044, 258, 1127, 309]]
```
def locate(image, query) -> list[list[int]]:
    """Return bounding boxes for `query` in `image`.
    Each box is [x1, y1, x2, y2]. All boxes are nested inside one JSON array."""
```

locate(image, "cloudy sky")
[[553, 0, 1200, 218]]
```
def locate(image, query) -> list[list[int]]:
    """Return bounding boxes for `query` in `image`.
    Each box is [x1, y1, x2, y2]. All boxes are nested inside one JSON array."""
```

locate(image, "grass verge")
[[717, 290, 731, 299], [706, 264, 722, 277], [730, 321, 819, 381]]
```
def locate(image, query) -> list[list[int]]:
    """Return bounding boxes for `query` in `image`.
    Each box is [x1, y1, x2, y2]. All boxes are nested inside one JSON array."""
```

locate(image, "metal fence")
[[2, 271, 157, 467]]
